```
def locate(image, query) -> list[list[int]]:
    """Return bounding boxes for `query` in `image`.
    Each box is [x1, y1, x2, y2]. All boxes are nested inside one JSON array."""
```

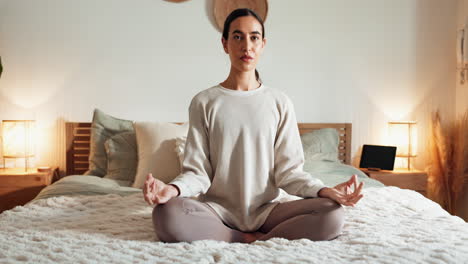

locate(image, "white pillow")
[[132, 121, 189, 189], [174, 135, 187, 171]]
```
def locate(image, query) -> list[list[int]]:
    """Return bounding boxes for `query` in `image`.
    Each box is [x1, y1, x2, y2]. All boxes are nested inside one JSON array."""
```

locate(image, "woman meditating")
[[143, 8, 364, 243]]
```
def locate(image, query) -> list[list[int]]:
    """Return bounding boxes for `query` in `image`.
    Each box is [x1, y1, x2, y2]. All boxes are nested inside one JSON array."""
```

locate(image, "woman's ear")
[[258, 38, 267, 56], [221, 37, 229, 54]]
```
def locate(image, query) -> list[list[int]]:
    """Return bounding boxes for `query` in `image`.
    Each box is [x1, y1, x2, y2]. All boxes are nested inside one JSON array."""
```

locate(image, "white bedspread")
[[0, 187, 467, 264]]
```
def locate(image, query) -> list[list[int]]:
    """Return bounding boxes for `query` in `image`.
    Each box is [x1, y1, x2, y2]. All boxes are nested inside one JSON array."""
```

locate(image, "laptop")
[[359, 144, 397, 171]]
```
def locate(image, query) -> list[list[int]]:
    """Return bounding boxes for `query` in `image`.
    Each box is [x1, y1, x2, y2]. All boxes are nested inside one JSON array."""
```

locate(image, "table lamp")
[[388, 121, 417, 170], [2, 120, 36, 171]]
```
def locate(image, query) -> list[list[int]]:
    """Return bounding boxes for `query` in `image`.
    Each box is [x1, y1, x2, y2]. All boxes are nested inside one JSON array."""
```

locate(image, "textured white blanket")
[[0, 187, 467, 264]]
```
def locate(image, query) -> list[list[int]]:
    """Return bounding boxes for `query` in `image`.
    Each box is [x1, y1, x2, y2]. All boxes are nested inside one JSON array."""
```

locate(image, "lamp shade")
[[2, 120, 35, 158], [388, 121, 417, 170], [388, 121, 417, 157]]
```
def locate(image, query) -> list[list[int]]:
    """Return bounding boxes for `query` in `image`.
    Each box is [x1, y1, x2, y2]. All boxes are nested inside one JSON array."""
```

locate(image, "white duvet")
[[0, 187, 467, 264]]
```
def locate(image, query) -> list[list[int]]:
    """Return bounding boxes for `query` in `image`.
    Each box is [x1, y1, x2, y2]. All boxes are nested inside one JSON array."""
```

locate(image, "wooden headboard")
[[66, 122, 352, 176]]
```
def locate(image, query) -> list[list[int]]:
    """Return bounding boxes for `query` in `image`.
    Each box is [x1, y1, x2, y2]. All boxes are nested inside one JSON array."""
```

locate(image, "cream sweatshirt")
[[169, 83, 327, 232]]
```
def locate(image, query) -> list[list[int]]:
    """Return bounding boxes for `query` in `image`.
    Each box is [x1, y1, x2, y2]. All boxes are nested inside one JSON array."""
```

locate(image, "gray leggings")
[[153, 197, 344, 243]]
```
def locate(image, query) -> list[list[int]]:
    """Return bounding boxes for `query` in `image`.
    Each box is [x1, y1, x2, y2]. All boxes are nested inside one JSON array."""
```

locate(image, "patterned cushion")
[[104, 132, 137, 186], [85, 109, 134, 177]]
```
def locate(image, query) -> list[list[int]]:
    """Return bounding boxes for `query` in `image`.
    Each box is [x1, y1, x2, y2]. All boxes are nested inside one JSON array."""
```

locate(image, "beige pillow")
[[174, 136, 187, 170], [133, 121, 189, 188]]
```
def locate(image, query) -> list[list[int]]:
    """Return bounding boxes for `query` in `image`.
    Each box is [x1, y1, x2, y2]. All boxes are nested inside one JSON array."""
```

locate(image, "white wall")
[[0, 0, 457, 173]]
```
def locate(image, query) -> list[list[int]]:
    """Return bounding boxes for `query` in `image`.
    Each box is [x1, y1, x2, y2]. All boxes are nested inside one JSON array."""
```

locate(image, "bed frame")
[[65, 122, 352, 176]]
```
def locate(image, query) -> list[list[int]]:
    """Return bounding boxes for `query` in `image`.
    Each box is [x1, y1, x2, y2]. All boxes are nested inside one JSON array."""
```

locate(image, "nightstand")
[[0, 167, 58, 214], [360, 168, 428, 196]]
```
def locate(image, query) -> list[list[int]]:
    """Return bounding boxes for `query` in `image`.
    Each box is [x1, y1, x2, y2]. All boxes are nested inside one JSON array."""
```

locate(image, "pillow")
[[132, 122, 189, 189], [85, 109, 134, 177], [174, 136, 187, 171], [301, 128, 340, 162], [303, 160, 385, 188], [104, 132, 138, 186]]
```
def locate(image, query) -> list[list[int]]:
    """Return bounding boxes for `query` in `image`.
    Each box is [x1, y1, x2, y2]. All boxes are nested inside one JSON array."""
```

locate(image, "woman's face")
[[222, 16, 266, 74]]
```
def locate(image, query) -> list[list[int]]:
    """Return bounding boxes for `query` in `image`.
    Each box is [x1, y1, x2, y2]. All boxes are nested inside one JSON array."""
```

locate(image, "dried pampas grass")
[[428, 110, 468, 214]]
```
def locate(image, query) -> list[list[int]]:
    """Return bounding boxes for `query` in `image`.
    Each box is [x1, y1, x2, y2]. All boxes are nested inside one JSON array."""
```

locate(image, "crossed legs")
[[153, 197, 344, 243]]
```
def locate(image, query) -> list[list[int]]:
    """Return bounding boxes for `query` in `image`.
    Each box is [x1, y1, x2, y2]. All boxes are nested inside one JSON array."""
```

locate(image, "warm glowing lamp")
[[2, 120, 36, 171], [388, 121, 417, 170]]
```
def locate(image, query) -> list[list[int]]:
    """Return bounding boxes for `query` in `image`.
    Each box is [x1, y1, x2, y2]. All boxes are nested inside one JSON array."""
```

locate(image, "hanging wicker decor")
[[213, 0, 268, 32]]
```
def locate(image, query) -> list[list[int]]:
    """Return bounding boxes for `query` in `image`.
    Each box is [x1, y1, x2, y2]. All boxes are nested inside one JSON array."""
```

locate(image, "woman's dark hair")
[[222, 8, 265, 83]]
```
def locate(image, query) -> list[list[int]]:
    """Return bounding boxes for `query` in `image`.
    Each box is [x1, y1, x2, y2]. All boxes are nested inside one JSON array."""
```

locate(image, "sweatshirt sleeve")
[[273, 95, 327, 198], [169, 98, 212, 197]]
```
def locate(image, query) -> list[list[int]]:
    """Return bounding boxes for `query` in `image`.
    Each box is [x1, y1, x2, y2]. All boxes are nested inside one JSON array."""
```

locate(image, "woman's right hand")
[[143, 173, 179, 206]]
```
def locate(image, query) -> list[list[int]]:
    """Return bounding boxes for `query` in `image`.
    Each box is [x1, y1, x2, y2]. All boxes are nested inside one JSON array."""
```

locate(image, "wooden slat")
[[74, 144, 90, 151], [74, 133, 90, 138], [73, 140, 90, 144], [73, 167, 88, 170]]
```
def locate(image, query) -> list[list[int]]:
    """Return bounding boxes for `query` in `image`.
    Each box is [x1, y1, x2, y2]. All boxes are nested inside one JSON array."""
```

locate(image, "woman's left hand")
[[318, 174, 364, 206]]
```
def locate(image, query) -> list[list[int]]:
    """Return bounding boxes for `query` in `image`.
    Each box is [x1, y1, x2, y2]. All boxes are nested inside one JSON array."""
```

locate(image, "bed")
[[0, 116, 467, 264]]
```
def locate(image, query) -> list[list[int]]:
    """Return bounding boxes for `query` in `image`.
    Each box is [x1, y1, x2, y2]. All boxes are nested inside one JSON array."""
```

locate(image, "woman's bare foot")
[[243, 231, 266, 243]]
